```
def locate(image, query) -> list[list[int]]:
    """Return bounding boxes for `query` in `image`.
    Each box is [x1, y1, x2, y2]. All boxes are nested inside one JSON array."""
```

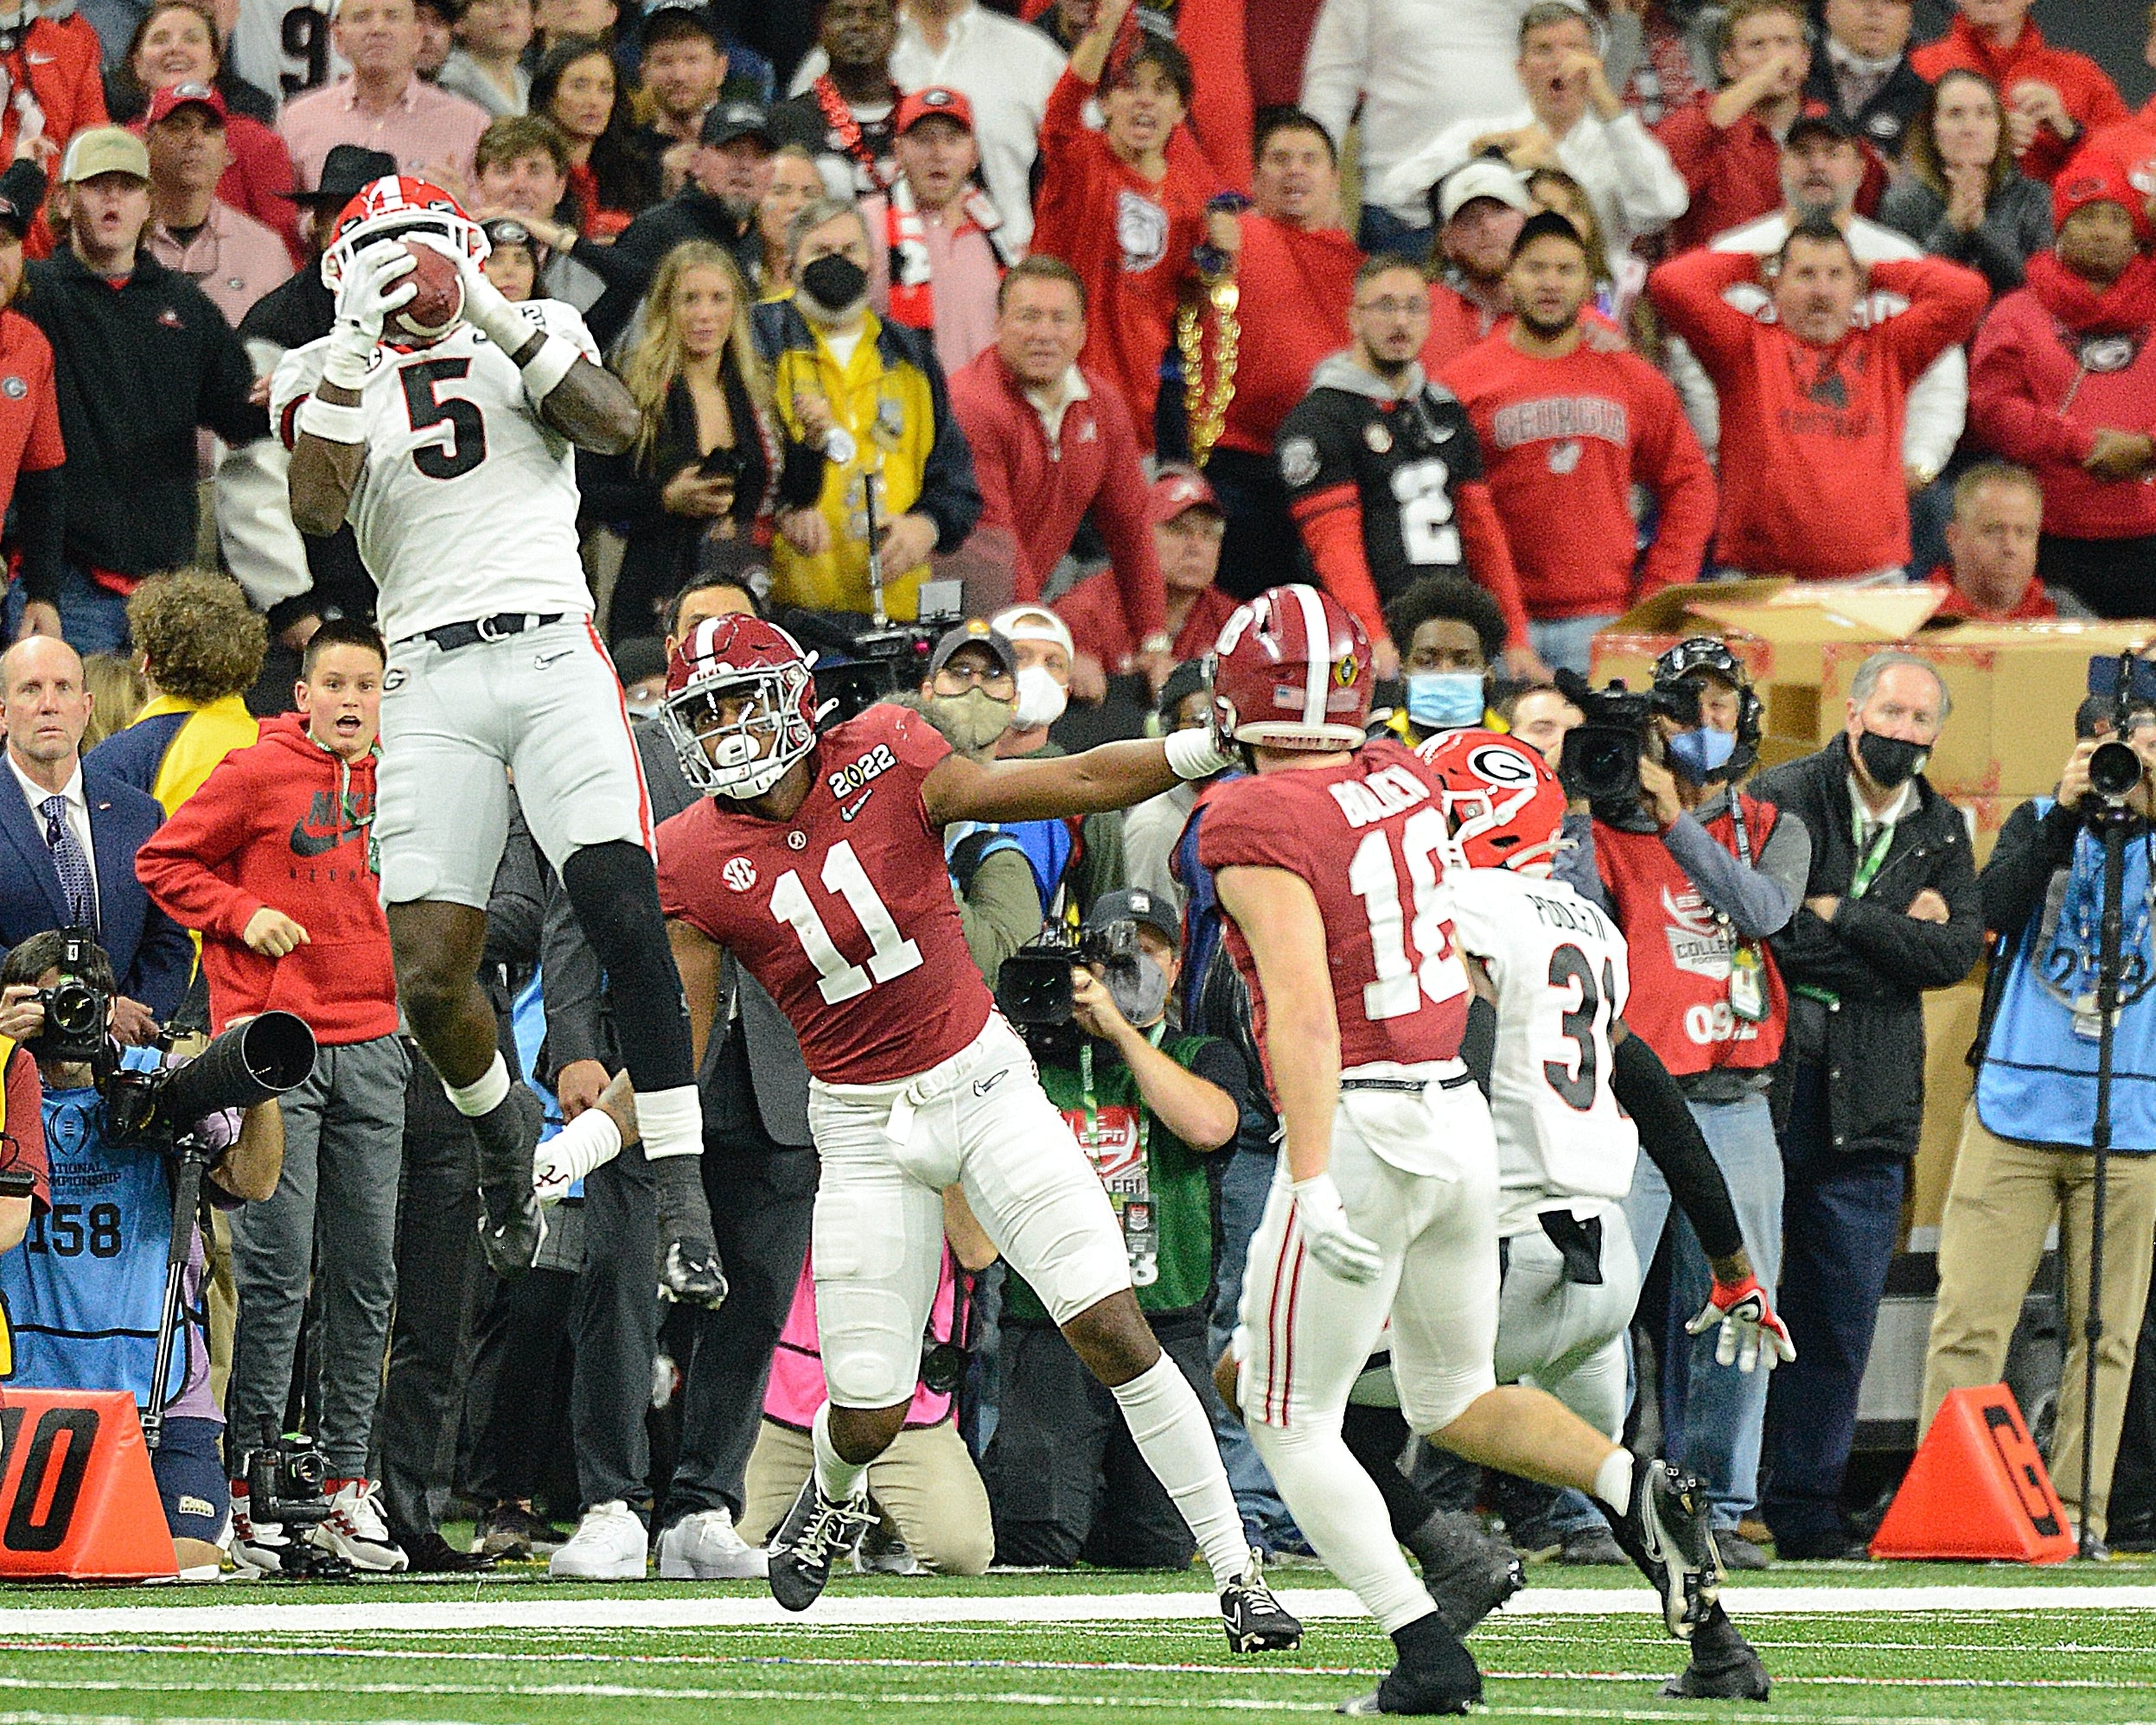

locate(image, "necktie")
[[40, 794, 95, 932]]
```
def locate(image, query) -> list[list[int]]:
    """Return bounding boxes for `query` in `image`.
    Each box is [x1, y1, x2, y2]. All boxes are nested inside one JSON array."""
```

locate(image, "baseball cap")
[[60, 126, 149, 185], [928, 617, 1017, 681], [896, 86, 974, 135], [990, 603, 1075, 660], [1436, 157, 1533, 226], [1083, 887, 1180, 948], [642, 0, 720, 48], [1784, 110, 1859, 150], [144, 81, 228, 127], [702, 99, 775, 149], [283, 143, 399, 206], [2055, 145, 2156, 245], [1148, 463, 1219, 526]]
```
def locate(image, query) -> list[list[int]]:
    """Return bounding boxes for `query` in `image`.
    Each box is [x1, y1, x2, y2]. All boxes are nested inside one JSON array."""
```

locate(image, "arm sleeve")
[[1643, 250, 1764, 376], [198, 308, 273, 447], [1456, 480, 1530, 650], [130, 894, 195, 1023], [1899, 345, 1968, 475], [1868, 257, 1991, 372], [1632, 366, 1718, 596], [539, 871, 616, 1071], [1980, 797, 2080, 938], [1968, 297, 2095, 468], [131, 770, 262, 938], [956, 844, 1044, 990], [3, 1042, 48, 1212], [916, 348, 985, 551], [10, 464, 61, 604], [1824, 856, 1985, 989], [1292, 485, 1386, 645], [1093, 396, 1166, 642], [1586, 111, 1690, 236], [1553, 810, 1606, 906], [1611, 1028, 1745, 1261], [576, 442, 666, 524], [1460, 990, 1496, 1098], [1659, 805, 1804, 939], [1296, 0, 1364, 150]]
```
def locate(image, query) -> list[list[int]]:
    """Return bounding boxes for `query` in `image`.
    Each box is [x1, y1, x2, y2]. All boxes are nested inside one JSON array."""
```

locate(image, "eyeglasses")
[[1355, 296, 1429, 318], [934, 663, 1014, 692]]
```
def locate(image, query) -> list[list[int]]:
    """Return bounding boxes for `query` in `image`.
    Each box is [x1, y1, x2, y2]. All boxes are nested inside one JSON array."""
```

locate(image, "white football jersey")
[[229, 0, 346, 111], [272, 300, 600, 644], [1447, 868, 1639, 1238]]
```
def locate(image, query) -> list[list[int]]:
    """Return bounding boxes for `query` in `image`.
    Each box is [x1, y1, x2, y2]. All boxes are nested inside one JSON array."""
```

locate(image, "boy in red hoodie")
[[135, 620, 411, 1577]]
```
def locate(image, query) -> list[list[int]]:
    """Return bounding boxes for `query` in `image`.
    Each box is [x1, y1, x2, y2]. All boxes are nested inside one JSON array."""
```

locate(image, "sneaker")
[[1556, 1523, 1628, 1566], [471, 1502, 569, 1560], [1404, 1509, 1524, 1636], [1598, 1455, 1719, 1639], [550, 1500, 649, 1579], [1341, 1613, 1481, 1715], [657, 1507, 769, 1580], [1221, 1548, 1304, 1652], [1662, 1601, 1770, 1701], [767, 1475, 877, 1612], [309, 1480, 409, 1574], [1715, 1529, 1771, 1571], [228, 1498, 292, 1579]]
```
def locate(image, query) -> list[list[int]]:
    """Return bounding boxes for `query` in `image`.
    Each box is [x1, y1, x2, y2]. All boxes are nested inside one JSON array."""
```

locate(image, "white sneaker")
[[550, 1500, 649, 1579], [309, 1480, 410, 1574], [656, 1506, 769, 1579], [229, 1499, 293, 1578]]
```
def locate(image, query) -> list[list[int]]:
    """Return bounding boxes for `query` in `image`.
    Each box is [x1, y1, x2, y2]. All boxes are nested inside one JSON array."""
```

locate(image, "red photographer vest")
[[1594, 794, 1787, 1077]]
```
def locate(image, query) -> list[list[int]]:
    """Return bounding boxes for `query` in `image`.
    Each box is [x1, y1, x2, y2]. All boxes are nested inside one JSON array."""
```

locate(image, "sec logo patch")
[[723, 857, 757, 892]]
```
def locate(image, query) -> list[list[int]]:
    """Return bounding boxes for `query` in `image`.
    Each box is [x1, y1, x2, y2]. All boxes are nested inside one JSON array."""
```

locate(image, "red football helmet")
[[319, 175, 488, 299], [1415, 728, 1566, 875], [660, 614, 820, 799], [1208, 584, 1370, 752]]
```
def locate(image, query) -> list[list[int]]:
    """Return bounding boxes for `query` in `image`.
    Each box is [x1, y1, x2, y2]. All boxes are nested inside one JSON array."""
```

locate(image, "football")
[[390, 239, 463, 341]]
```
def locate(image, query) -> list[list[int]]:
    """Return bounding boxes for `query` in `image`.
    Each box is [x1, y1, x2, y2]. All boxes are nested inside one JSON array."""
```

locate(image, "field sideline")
[[4, 1563, 2156, 1724]]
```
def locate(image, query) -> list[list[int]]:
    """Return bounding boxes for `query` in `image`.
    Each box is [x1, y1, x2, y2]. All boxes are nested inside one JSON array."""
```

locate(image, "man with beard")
[[1279, 253, 1532, 681], [1647, 213, 1987, 580], [1443, 212, 1716, 675], [1419, 160, 1535, 374], [776, 0, 903, 200]]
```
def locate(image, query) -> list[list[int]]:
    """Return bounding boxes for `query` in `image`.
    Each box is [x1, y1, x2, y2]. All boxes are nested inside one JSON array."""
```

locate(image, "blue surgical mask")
[[1406, 672, 1487, 732], [1667, 725, 1737, 783]]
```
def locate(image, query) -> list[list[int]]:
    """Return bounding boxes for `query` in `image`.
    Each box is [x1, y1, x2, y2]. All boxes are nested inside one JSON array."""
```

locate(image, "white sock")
[[1251, 1414, 1435, 1633], [443, 1052, 510, 1118], [637, 1083, 704, 1162], [533, 1106, 622, 1201], [1108, 1355, 1248, 1589], [1595, 1448, 1636, 1512], [811, 1403, 868, 1503]]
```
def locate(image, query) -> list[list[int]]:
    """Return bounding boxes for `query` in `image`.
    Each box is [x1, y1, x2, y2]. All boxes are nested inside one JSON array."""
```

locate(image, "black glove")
[[651, 1151, 728, 1308]]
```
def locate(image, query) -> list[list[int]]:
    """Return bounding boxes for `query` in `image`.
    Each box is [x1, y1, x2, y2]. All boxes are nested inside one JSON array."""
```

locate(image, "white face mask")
[[1013, 663, 1068, 730]]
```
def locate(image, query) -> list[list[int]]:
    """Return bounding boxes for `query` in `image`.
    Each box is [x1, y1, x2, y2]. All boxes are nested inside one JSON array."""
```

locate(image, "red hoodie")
[[134, 715, 396, 1044], [1911, 16, 2127, 188]]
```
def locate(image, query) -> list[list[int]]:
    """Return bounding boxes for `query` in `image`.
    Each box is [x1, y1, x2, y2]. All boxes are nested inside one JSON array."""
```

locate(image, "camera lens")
[[46, 981, 100, 1036], [2090, 739, 2144, 803]]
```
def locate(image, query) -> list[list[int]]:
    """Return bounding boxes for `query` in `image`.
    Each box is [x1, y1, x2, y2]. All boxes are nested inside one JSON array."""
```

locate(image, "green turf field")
[[5, 1563, 2156, 1723]]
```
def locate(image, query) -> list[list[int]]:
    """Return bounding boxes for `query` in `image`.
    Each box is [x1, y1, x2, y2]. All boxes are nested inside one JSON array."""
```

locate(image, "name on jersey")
[[828, 743, 897, 802], [1524, 889, 1610, 940], [1328, 765, 1431, 829], [1489, 396, 1630, 451]]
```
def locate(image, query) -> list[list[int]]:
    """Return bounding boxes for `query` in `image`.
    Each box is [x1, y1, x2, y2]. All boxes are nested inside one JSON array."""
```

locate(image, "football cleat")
[[767, 1475, 876, 1612], [1662, 1601, 1770, 1701], [1339, 1614, 1482, 1715], [1405, 1508, 1526, 1636], [475, 1084, 547, 1277], [1599, 1455, 1721, 1639], [1221, 1548, 1304, 1652]]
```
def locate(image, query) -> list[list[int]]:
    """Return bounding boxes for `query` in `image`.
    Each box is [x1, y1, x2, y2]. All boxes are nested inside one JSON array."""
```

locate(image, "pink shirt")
[[146, 201, 293, 328], [277, 74, 490, 193], [863, 191, 1002, 384]]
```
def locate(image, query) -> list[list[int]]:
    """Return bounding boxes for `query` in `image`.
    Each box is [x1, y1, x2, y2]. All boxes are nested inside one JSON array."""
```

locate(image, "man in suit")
[[539, 570, 815, 1582], [0, 637, 190, 1037]]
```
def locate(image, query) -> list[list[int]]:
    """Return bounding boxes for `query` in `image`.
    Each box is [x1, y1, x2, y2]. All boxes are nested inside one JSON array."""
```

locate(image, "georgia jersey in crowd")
[[657, 702, 992, 1085], [271, 298, 598, 643]]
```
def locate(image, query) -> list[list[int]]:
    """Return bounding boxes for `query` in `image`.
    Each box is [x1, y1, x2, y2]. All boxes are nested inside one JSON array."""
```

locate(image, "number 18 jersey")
[[655, 704, 994, 1085], [1446, 868, 1638, 1238], [270, 300, 599, 643]]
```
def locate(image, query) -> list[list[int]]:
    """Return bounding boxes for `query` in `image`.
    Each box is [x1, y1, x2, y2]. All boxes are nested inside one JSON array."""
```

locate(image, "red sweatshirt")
[[134, 715, 398, 1044], [1912, 16, 2127, 188], [1030, 64, 1215, 453], [1967, 251, 2156, 543], [1646, 248, 1988, 576], [2090, 99, 2156, 188], [1655, 98, 1796, 257], [1211, 213, 1362, 458], [1442, 332, 1719, 620], [947, 347, 1165, 640]]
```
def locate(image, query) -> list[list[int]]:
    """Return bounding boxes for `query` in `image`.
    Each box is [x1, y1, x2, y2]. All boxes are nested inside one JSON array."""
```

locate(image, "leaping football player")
[[654, 613, 1301, 1651], [277, 178, 719, 1297], [1200, 584, 1728, 1716]]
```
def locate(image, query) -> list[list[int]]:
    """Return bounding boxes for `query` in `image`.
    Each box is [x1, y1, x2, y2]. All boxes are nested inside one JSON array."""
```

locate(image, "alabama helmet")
[[661, 614, 821, 799], [1416, 728, 1566, 875], [1209, 583, 1370, 752], [319, 175, 489, 297]]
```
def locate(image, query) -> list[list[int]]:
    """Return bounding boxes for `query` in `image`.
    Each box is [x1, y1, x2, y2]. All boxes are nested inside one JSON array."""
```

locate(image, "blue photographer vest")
[[1977, 799, 2156, 1152], [0, 1085, 191, 1406]]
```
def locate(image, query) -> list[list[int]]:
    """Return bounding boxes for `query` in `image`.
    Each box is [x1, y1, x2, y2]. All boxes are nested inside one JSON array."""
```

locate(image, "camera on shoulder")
[[1553, 669, 1700, 818]]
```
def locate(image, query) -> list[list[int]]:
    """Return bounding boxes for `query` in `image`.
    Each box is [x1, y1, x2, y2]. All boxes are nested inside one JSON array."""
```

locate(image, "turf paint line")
[[5, 1583, 2156, 1637]]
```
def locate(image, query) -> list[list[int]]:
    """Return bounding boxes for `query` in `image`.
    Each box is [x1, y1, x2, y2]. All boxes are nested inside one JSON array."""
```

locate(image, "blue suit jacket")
[[0, 762, 192, 1022]]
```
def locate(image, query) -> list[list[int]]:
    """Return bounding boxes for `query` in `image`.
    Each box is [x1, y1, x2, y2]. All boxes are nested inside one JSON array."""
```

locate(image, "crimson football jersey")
[[1198, 737, 1471, 1088], [656, 704, 993, 1085]]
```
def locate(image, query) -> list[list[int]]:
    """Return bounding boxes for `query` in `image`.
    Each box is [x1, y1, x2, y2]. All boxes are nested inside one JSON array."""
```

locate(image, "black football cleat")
[[766, 1474, 876, 1613], [1221, 1549, 1303, 1651], [475, 1084, 546, 1277], [1405, 1507, 1526, 1636], [1662, 1601, 1770, 1701], [1598, 1454, 1721, 1639], [1339, 1613, 1483, 1715]]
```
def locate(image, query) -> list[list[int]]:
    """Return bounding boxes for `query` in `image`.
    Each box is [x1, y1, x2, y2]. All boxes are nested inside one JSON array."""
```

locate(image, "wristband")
[[297, 392, 368, 444], [518, 331, 580, 399], [1165, 727, 1236, 781]]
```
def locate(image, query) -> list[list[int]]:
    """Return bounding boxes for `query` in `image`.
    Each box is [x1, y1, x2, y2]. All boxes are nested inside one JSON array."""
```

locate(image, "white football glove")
[[411, 231, 529, 353], [1684, 1273, 1797, 1374], [323, 239, 418, 387], [1288, 1172, 1384, 1284]]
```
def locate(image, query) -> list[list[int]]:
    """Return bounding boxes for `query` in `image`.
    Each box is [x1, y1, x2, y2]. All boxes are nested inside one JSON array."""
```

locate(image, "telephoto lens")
[[2089, 739, 2144, 805]]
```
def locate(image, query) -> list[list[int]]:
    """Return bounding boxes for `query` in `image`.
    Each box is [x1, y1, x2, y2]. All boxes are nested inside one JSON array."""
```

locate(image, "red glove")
[[1684, 1274, 1796, 1373]]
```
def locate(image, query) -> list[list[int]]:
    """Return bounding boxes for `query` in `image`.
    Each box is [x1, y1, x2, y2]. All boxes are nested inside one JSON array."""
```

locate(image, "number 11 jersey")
[[655, 703, 994, 1085], [271, 299, 600, 643]]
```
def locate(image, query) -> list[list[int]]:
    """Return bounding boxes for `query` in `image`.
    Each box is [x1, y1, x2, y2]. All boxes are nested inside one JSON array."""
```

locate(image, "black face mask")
[[799, 252, 868, 315], [1855, 729, 1929, 789]]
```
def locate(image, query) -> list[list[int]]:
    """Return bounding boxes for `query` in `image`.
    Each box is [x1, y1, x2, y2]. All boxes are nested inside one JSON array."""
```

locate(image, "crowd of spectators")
[[2, 0, 2156, 1582]]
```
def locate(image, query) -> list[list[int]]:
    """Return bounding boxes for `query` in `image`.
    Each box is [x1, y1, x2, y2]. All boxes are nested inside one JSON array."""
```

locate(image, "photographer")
[[982, 889, 1245, 1571], [1922, 691, 2156, 1554], [0, 930, 283, 1581], [1566, 638, 1809, 1569], [1751, 651, 1980, 1560], [0, 1011, 48, 1251]]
